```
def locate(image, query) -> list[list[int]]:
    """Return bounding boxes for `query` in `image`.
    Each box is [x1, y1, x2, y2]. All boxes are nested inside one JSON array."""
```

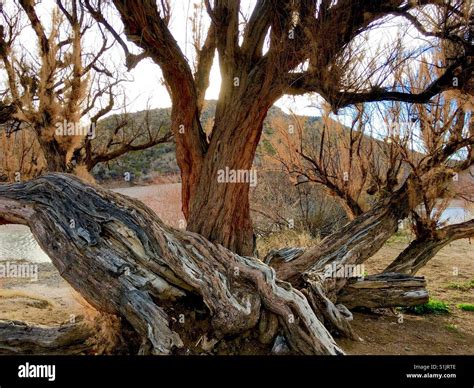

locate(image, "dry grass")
[[113, 183, 184, 228], [256, 230, 320, 258], [0, 289, 51, 305]]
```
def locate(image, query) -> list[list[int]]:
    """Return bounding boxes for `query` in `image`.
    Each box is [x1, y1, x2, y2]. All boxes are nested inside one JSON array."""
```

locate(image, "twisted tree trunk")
[[0, 174, 428, 355], [384, 219, 474, 275], [0, 174, 344, 355]]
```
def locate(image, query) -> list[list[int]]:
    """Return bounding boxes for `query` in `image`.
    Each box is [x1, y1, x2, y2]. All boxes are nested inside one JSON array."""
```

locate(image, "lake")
[[438, 207, 472, 224], [0, 225, 50, 263]]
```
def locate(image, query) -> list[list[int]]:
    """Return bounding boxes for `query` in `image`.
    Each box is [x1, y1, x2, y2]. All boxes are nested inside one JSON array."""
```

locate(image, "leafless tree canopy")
[[83, 0, 473, 255], [0, 0, 171, 181]]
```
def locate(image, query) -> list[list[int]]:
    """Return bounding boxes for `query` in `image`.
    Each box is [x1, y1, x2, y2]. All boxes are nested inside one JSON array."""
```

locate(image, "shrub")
[[403, 299, 450, 315], [457, 303, 474, 312], [446, 280, 474, 291], [256, 230, 319, 259]]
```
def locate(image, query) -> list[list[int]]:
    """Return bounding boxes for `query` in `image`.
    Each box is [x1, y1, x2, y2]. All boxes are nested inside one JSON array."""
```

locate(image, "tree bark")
[[337, 273, 429, 309], [0, 320, 93, 355], [35, 137, 68, 173], [0, 173, 345, 355], [186, 96, 273, 256], [384, 219, 474, 275], [270, 186, 411, 284], [0, 174, 430, 355]]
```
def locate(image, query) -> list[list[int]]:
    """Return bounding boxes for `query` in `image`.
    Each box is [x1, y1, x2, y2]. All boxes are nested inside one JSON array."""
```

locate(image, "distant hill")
[[92, 100, 306, 183], [92, 100, 474, 200]]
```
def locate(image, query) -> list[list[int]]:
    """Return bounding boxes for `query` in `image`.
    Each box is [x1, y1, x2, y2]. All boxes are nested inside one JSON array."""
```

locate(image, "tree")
[[91, 0, 474, 255], [0, 0, 171, 182], [0, 173, 429, 354], [267, 50, 474, 276], [0, 0, 472, 356], [267, 105, 383, 220]]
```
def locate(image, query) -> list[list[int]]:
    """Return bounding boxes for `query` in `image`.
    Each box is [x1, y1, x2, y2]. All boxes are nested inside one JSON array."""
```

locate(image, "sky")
[[3, 0, 429, 125], [117, 1, 419, 119]]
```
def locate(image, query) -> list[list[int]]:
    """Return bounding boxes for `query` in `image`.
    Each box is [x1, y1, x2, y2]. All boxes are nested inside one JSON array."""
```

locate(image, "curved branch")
[[0, 173, 343, 355], [286, 53, 472, 109], [384, 219, 474, 275]]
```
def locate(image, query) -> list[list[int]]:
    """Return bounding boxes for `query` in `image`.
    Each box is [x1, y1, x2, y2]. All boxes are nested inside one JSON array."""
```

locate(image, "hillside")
[[92, 100, 302, 183], [92, 100, 474, 200]]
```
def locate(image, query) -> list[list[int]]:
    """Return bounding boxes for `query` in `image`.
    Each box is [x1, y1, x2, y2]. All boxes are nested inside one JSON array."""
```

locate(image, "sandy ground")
[[113, 184, 184, 228], [338, 236, 474, 355], [0, 263, 84, 325], [0, 184, 472, 355]]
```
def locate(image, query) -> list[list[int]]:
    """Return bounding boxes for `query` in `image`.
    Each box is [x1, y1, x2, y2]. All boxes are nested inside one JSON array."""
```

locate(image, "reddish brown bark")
[[111, 0, 470, 256], [186, 93, 275, 255]]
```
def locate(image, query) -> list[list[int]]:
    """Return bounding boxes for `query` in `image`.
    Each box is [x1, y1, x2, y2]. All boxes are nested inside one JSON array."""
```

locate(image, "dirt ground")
[[0, 184, 472, 355], [338, 237, 474, 355]]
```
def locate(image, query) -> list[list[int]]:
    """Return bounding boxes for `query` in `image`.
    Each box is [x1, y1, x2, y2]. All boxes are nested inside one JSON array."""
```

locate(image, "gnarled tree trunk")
[[384, 219, 474, 275], [0, 174, 343, 355], [0, 174, 429, 355]]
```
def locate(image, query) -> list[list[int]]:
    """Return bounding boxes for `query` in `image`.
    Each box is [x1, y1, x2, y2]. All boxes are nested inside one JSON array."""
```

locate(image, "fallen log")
[[336, 273, 429, 309], [0, 320, 93, 355]]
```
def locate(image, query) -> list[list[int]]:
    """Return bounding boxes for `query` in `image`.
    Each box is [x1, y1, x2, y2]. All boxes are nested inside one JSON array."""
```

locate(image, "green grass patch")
[[403, 298, 450, 315], [457, 303, 474, 312], [446, 280, 474, 291]]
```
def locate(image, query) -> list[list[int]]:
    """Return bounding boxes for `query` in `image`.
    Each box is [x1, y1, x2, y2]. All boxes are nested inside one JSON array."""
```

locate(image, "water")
[[438, 207, 472, 225], [0, 225, 50, 263]]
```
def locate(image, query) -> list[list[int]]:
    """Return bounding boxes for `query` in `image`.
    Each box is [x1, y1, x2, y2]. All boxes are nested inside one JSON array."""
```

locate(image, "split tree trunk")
[[114, 0, 279, 256], [186, 98, 272, 256], [384, 219, 474, 275], [0, 174, 429, 355]]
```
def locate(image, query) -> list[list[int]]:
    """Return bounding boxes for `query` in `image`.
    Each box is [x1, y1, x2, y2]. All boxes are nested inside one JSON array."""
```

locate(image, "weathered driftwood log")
[[263, 187, 423, 337], [0, 173, 343, 355], [0, 320, 93, 355], [336, 273, 429, 309], [265, 221, 431, 336]]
